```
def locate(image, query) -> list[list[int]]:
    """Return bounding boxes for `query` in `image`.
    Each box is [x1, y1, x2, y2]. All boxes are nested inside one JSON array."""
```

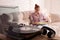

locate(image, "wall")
[[30, 0, 45, 10], [44, 0, 51, 12], [0, 0, 45, 11], [0, 0, 60, 13], [45, 0, 60, 15], [51, 0, 60, 14]]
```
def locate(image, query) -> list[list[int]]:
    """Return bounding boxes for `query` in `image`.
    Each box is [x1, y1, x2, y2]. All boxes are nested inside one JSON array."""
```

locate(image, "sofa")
[[0, 11, 60, 37]]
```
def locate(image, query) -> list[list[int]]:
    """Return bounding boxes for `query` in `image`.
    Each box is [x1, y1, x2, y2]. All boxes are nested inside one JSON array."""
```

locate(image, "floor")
[[0, 34, 60, 40], [7, 36, 60, 40], [32, 35, 60, 40]]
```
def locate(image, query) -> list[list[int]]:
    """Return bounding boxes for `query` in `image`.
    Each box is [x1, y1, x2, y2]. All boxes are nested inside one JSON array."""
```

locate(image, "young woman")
[[29, 4, 48, 25]]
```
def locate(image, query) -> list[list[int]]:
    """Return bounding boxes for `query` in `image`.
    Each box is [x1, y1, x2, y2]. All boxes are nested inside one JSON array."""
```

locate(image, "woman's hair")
[[35, 4, 40, 9]]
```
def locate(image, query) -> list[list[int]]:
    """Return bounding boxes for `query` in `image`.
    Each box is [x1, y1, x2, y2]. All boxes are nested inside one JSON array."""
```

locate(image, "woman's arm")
[[29, 14, 34, 24], [40, 13, 48, 22]]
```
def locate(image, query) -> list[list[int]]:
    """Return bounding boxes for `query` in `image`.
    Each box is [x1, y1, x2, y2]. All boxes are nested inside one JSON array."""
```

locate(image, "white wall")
[[45, 0, 60, 15], [30, 0, 45, 10], [0, 0, 60, 13], [44, 0, 51, 12], [0, 0, 45, 11], [0, 0, 30, 11], [51, 0, 60, 14]]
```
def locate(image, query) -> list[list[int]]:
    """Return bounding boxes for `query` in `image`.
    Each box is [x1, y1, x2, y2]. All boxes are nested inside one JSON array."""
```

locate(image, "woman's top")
[[29, 12, 47, 24]]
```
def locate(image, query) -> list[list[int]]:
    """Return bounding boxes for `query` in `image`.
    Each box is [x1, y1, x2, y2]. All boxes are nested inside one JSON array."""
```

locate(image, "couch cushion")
[[7, 13, 13, 22], [7, 12, 20, 24], [49, 13, 60, 23], [18, 12, 24, 24], [20, 11, 33, 25]]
